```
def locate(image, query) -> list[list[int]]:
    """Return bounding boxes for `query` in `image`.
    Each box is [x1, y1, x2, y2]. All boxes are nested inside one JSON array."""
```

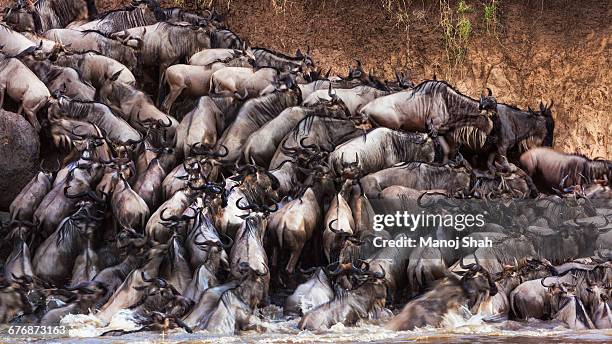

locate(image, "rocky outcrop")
[[0, 110, 40, 210]]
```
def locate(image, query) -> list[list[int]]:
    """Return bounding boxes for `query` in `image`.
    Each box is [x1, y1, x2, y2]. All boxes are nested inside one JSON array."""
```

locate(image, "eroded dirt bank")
[[213, 0, 611, 159]]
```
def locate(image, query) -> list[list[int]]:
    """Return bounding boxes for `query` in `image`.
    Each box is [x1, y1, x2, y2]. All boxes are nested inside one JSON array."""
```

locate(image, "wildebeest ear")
[[110, 70, 123, 81], [295, 48, 303, 58], [539, 101, 545, 112]]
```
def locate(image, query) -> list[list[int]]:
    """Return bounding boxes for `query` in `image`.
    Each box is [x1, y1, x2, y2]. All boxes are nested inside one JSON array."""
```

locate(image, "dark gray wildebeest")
[[163, 6, 221, 27], [44, 29, 140, 70], [54, 51, 136, 88], [216, 87, 302, 163], [386, 262, 498, 331], [298, 267, 387, 330], [0, 22, 40, 56], [520, 147, 611, 193], [19, 50, 95, 101], [3, 0, 98, 33], [252, 46, 315, 74], [328, 128, 435, 176], [243, 98, 350, 168], [284, 268, 334, 316], [357, 80, 496, 161], [66, 0, 165, 34], [0, 53, 50, 132], [479, 100, 555, 170], [359, 161, 471, 198]]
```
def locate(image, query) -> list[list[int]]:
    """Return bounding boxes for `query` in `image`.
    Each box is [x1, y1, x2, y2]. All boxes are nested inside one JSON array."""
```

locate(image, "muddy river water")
[[1, 308, 610, 343]]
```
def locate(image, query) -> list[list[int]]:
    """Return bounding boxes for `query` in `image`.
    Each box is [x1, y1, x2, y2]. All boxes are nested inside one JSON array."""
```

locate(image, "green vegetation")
[[483, 0, 500, 34]]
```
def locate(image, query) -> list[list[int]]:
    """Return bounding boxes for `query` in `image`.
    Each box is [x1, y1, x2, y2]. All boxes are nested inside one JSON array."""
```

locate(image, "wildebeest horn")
[[487, 87, 492, 97], [299, 137, 318, 151], [328, 219, 348, 236], [265, 170, 280, 190], [460, 256, 476, 270], [541, 277, 555, 288], [141, 271, 155, 283], [235, 197, 258, 211]]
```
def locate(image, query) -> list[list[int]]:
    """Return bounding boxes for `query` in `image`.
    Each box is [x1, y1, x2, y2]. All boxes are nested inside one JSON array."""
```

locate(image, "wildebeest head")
[[346, 59, 367, 83], [478, 88, 497, 116], [538, 101, 555, 147], [295, 46, 315, 73], [457, 257, 498, 312], [4, 2, 42, 33]]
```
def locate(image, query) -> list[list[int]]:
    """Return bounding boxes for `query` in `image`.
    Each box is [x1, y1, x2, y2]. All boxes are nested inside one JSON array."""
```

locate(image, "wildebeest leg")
[[0, 85, 5, 109], [21, 106, 42, 133], [162, 85, 184, 114], [286, 242, 305, 275], [438, 136, 453, 162]]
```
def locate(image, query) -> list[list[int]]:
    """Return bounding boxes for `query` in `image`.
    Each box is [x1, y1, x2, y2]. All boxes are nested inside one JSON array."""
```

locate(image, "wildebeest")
[[298, 267, 387, 330], [208, 66, 290, 99], [20, 51, 95, 101], [98, 71, 179, 141], [328, 128, 435, 176], [44, 29, 139, 70], [9, 168, 55, 222], [284, 268, 334, 315], [217, 87, 302, 163], [520, 147, 611, 193], [358, 80, 495, 161], [0, 22, 39, 56], [360, 162, 471, 198], [252, 46, 315, 73], [47, 94, 142, 145], [386, 263, 497, 330], [66, 0, 164, 34], [4, 0, 98, 33], [0, 53, 50, 131], [243, 99, 349, 167], [54, 51, 136, 88]]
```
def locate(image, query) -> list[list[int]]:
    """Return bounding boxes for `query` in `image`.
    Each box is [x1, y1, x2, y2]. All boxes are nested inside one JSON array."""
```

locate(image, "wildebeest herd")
[[0, 0, 611, 336]]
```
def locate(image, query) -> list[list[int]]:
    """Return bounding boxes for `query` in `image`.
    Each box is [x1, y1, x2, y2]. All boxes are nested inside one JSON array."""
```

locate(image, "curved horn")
[[235, 197, 257, 211], [541, 277, 555, 288]]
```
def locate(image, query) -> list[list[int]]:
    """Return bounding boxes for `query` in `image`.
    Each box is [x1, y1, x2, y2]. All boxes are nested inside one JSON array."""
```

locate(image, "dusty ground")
[[0, 0, 609, 158]]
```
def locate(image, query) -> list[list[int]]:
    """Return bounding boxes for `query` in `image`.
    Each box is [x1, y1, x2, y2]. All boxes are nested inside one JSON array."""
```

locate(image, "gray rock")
[[0, 110, 40, 210]]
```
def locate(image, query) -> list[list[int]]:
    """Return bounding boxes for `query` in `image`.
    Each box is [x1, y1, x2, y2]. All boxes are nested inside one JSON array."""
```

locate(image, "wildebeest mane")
[[240, 91, 299, 127], [253, 47, 304, 62], [211, 29, 242, 49], [35, 0, 87, 28]]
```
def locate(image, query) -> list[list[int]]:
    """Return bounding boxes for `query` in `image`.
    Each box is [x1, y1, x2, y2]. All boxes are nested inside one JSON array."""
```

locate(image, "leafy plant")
[[483, 0, 500, 34]]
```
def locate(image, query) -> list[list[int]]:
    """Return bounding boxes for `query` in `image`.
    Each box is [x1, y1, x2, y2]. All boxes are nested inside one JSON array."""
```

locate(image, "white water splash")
[[60, 309, 141, 337]]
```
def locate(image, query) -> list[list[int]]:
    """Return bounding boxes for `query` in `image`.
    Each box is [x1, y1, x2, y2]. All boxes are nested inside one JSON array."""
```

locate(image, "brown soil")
[[1, 0, 610, 158]]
